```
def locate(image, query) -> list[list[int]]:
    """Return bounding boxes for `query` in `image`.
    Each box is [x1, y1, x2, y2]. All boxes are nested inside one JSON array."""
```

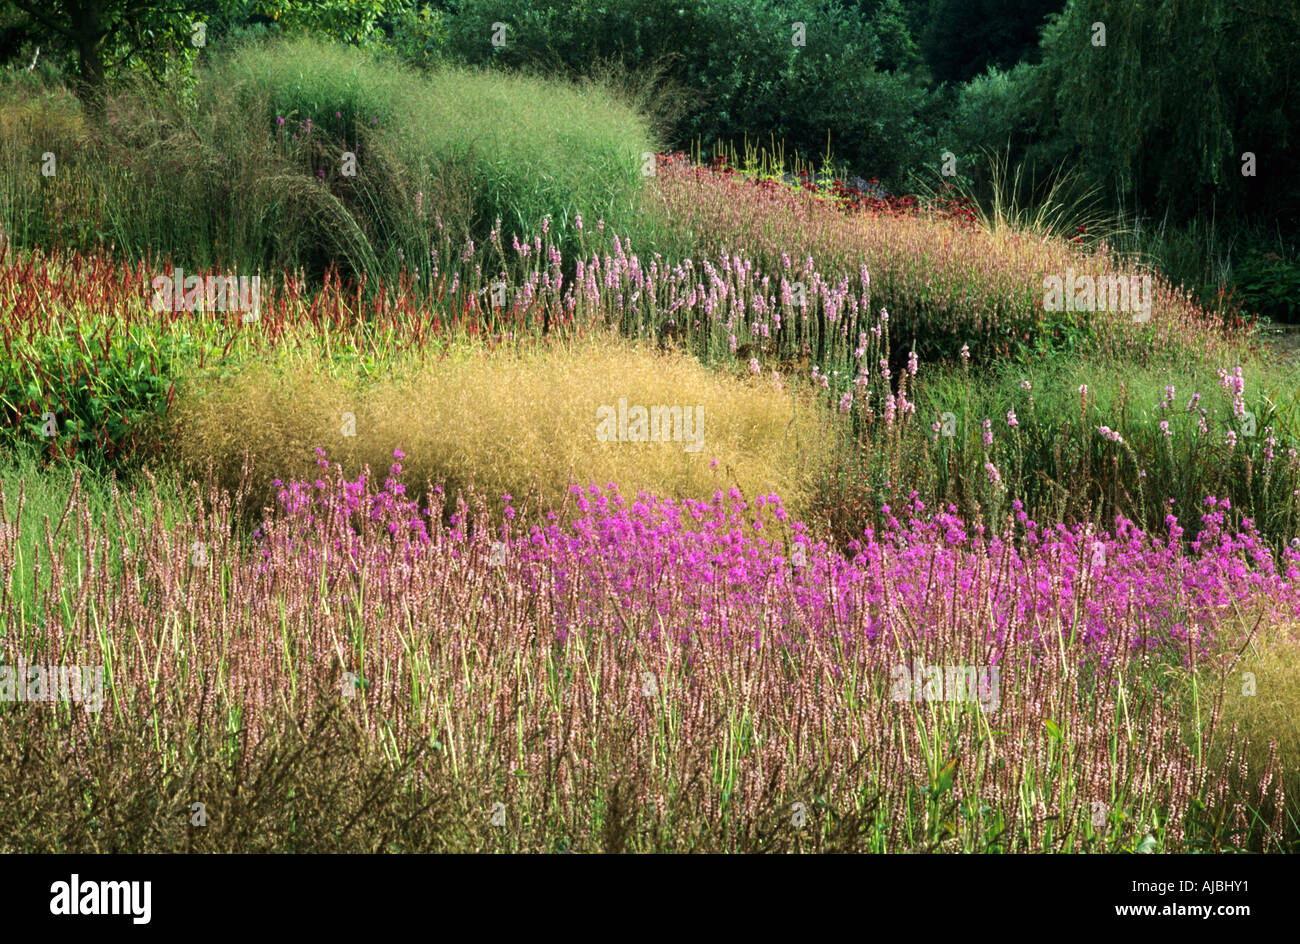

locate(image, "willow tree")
[[1037, 0, 1299, 223]]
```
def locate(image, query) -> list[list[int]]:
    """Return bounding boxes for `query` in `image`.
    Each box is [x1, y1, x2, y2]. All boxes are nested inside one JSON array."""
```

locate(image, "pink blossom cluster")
[[261, 451, 1300, 667]]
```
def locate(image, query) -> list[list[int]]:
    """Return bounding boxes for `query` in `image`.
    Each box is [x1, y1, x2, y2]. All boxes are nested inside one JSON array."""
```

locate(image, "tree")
[[1, 1, 396, 111], [4, 1, 211, 108], [866, 0, 922, 73], [921, 0, 1066, 84], [1037, 0, 1300, 223]]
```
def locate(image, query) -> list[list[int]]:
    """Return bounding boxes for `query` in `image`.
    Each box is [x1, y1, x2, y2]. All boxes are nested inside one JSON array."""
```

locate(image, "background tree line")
[[2, 0, 1296, 318]]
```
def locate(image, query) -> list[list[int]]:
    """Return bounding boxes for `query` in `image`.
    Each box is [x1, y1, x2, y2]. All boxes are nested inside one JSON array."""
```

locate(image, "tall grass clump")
[[0, 35, 660, 287], [168, 332, 835, 525], [1181, 622, 1300, 847], [644, 153, 1237, 373], [221, 35, 660, 276], [0, 81, 95, 250], [848, 354, 1300, 554]]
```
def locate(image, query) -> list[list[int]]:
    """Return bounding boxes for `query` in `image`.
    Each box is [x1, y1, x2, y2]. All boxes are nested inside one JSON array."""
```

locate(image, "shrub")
[[940, 63, 1059, 193], [1232, 251, 1300, 325]]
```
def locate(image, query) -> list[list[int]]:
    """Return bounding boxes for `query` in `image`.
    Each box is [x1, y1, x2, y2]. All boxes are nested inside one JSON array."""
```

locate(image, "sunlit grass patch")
[[169, 331, 836, 523]]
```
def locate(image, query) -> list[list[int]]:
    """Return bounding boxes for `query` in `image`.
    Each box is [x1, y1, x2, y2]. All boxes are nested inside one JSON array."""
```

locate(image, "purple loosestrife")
[[252, 454, 1300, 663], [3, 462, 1292, 851]]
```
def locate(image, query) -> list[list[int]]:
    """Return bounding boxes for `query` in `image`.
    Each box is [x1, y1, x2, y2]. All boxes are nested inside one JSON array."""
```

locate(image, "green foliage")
[[861, 0, 922, 73], [2, 0, 208, 106], [940, 63, 1059, 182], [224, 35, 654, 268], [1037, 0, 1300, 226], [252, 0, 392, 45], [384, 2, 450, 67], [919, 0, 1065, 84], [1233, 252, 1300, 325], [0, 35, 658, 286], [437, 0, 933, 189], [0, 316, 200, 468]]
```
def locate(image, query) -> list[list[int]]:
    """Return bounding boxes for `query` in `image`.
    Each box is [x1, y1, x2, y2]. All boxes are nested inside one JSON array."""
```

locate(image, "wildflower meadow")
[[0, 2, 1297, 888]]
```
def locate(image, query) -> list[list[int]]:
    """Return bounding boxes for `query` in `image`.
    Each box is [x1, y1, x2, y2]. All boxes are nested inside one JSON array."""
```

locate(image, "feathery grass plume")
[[169, 331, 835, 526]]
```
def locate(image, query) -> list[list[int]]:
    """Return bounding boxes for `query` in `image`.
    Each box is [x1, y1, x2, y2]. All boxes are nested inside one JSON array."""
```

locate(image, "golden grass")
[[1212, 622, 1300, 830], [1166, 616, 1300, 845], [169, 332, 836, 521]]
